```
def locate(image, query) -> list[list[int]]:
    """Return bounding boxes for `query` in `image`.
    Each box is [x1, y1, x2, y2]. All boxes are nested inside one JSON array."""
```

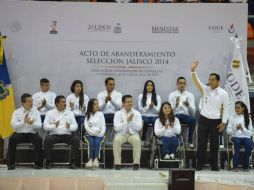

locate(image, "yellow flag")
[[0, 36, 14, 138]]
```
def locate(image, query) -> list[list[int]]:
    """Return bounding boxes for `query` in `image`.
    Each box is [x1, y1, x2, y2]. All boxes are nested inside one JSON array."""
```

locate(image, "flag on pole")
[[0, 35, 14, 138], [225, 35, 250, 115]]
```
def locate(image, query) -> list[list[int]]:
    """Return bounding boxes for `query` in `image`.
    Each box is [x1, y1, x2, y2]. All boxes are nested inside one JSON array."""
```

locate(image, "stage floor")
[[0, 167, 254, 190]]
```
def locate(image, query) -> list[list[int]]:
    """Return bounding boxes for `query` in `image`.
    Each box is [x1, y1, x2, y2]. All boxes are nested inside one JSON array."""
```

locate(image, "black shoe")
[[33, 163, 42, 170], [196, 166, 203, 171], [133, 164, 139, 170], [46, 161, 52, 169], [115, 165, 121, 170], [211, 166, 220, 171], [8, 164, 15, 170], [69, 162, 77, 169]]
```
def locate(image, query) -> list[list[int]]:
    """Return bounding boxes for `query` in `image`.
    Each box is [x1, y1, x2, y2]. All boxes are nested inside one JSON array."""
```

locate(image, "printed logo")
[[113, 23, 122, 34], [228, 24, 235, 33], [208, 25, 224, 33], [50, 21, 58, 34], [88, 24, 112, 32], [152, 26, 179, 34], [88, 23, 122, 34]]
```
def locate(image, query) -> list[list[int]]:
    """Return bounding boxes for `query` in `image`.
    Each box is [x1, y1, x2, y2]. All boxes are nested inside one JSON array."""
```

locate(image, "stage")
[[0, 167, 254, 190]]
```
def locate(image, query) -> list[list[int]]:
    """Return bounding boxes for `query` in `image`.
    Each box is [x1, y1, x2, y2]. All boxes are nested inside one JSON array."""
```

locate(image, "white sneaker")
[[164, 154, 170, 160], [93, 159, 99, 168], [169, 154, 175, 160], [188, 143, 194, 149], [86, 159, 93, 168], [219, 145, 225, 149]]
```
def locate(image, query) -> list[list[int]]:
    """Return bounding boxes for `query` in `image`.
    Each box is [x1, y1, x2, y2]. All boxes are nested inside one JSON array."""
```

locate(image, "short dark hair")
[[21, 93, 32, 103], [55, 95, 65, 105], [105, 77, 115, 85], [177, 77, 186, 83], [210, 73, 220, 81], [40, 78, 50, 85], [122, 95, 132, 103]]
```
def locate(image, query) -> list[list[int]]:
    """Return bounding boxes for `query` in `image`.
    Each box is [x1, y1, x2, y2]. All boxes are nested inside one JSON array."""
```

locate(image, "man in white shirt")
[[168, 77, 196, 148], [113, 95, 142, 170], [97, 77, 122, 124], [32, 78, 56, 123], [43, 95, 79, 169], [191, 61, 229, 171], [8, 93, 42, 170]]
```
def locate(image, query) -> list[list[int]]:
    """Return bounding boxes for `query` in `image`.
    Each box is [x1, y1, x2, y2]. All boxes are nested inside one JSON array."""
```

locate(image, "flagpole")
[[0, 34, 7, 65], [0, 33, 3, 164]]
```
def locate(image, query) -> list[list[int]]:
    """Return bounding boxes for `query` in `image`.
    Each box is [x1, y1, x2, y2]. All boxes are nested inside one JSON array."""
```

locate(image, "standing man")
[[168, 77, 196, 148], [32, 78, 56, 123], [191, 61, 229, 171], [43, 95, 79, 169], [113, 95, 142, 170], [8, 93, 42, 170], [97, 77, 122, 124]]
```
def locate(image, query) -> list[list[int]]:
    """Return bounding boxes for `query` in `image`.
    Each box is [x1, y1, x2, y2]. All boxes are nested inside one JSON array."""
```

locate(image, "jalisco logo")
[[0, 80, 9, 101], [208, 25, 224, 33], [228, 24, 235, 33], [88, 23, 122, 33], [88, 24, 111, 32], [152, 25, 179, 34], [50, 21, 58, 34]]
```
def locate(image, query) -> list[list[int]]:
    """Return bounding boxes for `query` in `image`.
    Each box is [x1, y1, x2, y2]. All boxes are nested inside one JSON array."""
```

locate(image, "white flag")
[[225, 36, 250, 114]]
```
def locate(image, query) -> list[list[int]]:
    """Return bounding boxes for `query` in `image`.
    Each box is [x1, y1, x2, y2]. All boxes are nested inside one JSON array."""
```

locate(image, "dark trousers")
[[104, 113, 114, 124], [41, 115, 46, 123], [175, 114, 196, 144], [232, 137, 253, 169], [141, 116, 157, 141], [8, 132, 43, 165], [75, 115, 85, 138], [197, 115, 221, 168], [44, 134, 80, 163]]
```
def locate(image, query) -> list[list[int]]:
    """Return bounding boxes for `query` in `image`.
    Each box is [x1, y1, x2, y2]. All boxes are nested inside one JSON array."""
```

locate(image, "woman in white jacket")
[[154, 102, 181, 160], [84, 98, 106, 168], [226, 101, 253, 171], [66, 80, 89, 134], [138, 80, 161, 143]]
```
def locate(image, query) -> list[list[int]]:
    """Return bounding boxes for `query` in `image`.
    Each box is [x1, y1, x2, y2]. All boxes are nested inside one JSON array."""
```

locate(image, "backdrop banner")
[[0, 2, 248, 107]]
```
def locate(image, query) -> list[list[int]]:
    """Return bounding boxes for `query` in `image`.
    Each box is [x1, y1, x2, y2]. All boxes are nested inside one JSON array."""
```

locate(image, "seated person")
[[97, 77, 122, 124], [84, 98, 106, 168], [66, 80, 89, 134], [138, 80, 161, 143], [43, 95, 79, 169], [226, 101, 253, 172], [8, 93, 42, 170], [168, 77, 196, 148], [113, 95, 142, 170], [33, 78, 56, 140], [154, 102, 181, 160], [32, 78, 56, 123]]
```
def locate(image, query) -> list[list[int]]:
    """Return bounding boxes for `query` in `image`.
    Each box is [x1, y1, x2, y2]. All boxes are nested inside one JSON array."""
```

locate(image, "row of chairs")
[[14, 123, 253, 170]]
